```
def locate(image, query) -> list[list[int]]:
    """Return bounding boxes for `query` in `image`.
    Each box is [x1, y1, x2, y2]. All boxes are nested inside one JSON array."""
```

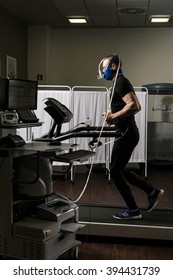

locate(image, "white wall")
[[28, 26, 173, 87], [28, 26, 50, 84]]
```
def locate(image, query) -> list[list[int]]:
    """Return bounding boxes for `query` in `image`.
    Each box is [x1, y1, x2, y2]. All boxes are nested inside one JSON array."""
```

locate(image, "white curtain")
[[72, 87, 108, 163]]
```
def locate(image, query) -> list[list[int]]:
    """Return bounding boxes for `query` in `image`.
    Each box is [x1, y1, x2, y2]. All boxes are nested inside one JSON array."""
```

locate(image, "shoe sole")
[[148, 189, 164, 212], [113, 214, 142, 220]]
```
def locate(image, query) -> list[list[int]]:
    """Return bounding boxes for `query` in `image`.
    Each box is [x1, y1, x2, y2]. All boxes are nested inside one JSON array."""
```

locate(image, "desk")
[[0, 122, 43, 129], [0, 122, 43, 140]]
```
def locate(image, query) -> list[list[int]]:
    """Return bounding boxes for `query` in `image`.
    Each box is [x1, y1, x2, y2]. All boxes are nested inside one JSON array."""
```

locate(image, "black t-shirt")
[[111, 75, 136, 128]]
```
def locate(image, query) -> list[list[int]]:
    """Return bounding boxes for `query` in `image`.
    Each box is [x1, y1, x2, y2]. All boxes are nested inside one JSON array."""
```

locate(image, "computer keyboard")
[[54, 149, 95, 163]]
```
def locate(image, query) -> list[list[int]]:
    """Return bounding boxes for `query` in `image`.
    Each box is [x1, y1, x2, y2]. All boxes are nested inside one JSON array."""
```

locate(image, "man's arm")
[[104, 92, 141, 124]]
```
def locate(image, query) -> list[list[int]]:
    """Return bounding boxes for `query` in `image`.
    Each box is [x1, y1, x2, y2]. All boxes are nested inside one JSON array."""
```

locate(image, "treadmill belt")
[[79, 204, 173, 227]]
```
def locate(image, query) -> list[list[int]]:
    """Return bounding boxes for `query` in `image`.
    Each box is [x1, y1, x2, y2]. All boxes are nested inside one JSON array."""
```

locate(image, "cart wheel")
[[69, 246, 78, 259]]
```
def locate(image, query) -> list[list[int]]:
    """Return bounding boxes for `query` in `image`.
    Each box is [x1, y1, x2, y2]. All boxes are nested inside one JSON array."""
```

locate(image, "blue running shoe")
[[148, 188, 164, 212], [113, 208, 142, 220]]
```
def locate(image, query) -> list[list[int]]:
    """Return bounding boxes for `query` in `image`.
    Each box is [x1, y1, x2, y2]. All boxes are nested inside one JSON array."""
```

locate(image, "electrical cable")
[[72, 58, 121, 203]]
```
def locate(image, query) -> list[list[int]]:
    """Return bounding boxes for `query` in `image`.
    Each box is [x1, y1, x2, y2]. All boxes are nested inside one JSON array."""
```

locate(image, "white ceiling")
[[0, 0, 173, 28]]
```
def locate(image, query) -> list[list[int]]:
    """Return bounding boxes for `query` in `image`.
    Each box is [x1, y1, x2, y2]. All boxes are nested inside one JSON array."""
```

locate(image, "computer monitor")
[[8, 78, 38, 110], [0, 77, 38, 111]]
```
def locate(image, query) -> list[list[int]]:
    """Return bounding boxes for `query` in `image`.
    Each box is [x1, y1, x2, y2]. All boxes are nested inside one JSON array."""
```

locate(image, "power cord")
[[72, 60, 121, 203]]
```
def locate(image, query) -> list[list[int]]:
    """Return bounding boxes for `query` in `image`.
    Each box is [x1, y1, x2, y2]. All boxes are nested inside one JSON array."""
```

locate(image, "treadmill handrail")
[[49, 129, 123, 144], [61, 125, 117, 134]]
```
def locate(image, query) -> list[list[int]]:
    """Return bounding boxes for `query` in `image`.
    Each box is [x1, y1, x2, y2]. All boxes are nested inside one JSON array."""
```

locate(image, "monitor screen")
[[0, 77, 38, 110], [8, 79, 38, 110]]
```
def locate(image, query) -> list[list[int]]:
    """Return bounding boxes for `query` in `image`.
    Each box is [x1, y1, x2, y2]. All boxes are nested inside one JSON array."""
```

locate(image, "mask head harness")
[[97, 54, 122, 80]]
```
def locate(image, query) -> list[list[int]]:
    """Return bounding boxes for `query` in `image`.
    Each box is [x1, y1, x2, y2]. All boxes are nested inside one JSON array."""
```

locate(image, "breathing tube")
[[73, 54, 121, 203]]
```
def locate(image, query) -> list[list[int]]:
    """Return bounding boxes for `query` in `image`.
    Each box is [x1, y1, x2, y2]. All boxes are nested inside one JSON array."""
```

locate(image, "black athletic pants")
[[110, 125, 154, 210]]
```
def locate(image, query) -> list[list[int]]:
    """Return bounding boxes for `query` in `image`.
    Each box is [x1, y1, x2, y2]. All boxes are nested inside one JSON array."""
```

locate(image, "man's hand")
[[102, 110, 115, 124]]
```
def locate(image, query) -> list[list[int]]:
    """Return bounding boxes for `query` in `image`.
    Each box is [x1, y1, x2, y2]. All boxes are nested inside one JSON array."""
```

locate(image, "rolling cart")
[[0, 141, 90, 259]]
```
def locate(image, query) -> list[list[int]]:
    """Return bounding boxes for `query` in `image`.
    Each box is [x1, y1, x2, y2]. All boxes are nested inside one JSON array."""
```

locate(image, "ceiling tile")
[[0, 0, 172, 27]]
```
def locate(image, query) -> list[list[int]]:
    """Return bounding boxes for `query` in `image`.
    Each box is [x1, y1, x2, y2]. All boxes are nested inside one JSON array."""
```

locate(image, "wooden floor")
[[53, 162, 173, 260]]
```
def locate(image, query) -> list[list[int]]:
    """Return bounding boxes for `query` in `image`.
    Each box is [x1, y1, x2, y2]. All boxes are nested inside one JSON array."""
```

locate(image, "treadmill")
[[38, 97, 173, 241]]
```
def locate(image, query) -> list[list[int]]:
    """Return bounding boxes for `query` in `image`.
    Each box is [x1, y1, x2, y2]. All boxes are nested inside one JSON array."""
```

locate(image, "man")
[[98, 54, 164, 219]]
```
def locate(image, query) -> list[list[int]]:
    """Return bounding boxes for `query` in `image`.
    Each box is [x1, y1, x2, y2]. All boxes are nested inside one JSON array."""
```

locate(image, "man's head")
[[98, 54, 122, 80]]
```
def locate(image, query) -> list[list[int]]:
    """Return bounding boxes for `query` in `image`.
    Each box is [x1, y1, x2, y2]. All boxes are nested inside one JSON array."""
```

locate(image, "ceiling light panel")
[[151, 17, 170, 22], [68, 18, 87, 23]]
